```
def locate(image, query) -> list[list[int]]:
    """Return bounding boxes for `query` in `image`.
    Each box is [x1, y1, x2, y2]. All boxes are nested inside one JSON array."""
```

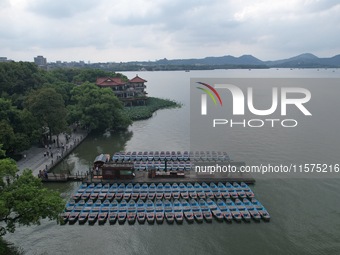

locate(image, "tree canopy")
[[0, 62, 132, 155], [26, 87, 68, 142], [69, 82, 131, 131], [0, 147, 64, 236]]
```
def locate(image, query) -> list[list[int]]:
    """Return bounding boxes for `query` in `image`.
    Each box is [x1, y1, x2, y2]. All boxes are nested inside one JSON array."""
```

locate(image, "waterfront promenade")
[[16, 129, 88, 176]]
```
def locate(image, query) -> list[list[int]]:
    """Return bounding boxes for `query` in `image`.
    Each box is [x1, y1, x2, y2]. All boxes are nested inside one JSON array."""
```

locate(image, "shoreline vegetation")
[[0, 62, 181, 157], [125, 97, 181, 120]]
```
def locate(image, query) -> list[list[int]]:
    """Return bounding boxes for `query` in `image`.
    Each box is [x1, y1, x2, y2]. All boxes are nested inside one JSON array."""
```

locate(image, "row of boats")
[[111, 151, 230, 162], [71, 182, 257, 202], [62, 197, 270, 225], [133, 161, 193, 171]]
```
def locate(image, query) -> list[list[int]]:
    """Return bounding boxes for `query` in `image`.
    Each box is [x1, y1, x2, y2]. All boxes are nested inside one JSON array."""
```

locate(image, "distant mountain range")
[[48, 53, 340, 71], [124, 53, 340, 69]]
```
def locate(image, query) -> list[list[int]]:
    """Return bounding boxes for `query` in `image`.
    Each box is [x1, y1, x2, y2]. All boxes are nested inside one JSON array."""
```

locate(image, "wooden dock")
[[41, 173, 87, 182], [81, 171, 255, 185]]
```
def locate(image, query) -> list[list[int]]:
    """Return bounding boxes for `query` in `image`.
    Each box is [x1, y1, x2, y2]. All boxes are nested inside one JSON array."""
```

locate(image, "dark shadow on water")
[[0, 237, 23, 255], [52, 130, 133, 175]]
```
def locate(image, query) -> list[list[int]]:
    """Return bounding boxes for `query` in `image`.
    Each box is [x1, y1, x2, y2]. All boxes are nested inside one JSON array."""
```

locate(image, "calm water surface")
[[5, 69, 340, 255]]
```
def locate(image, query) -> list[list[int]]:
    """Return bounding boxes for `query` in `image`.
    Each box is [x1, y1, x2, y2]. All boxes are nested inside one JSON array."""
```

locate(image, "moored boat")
[[65, 200, 76, 212], [171, 183, 180, 200], [98, 190, 107, 201], [155, 200, 164, 224], [206, 198, 223, 221], [163, 183, 172, 200], [136, 199, 146, 224], [127, 200, 137, 224], [202, 182, 214, 199], [123, 183, 133, 200], [78, 210, 89, 224], [106, 192, 115, 202], [210, 182, 222, 199], [148, 183, 156, 200], [240, 182, 255, 199], [116, 184, 125, 200], [164, 199, 174, 224], [131, 183, 140, 201], [72, 192, 82, 202], [189, 199, 203, 223], [60, 212, 70, 224], [187, 183, 197, 199], [198, 199, 213, 222], [226, 199, 242, 222], [194, 182, 206, 199], [216, 199, 233, 222], [181, 199, 194, 223], [156, 183, 164, 200], [146, 200, 155, 224], [233, 182, 247, 199], [217, 182, 230, 199], [98, 206, 108, 225], [226, 182, 238, 199], [81, 191, 91, 201], [179, 183, 189, 199], [243, 198, 261, 221], [108, 199, 119, 224], [251, 198, 271, 221], [68, 210, 80, 224], [173, 199, 184, 224], [139, 183, 148, 201], [234, 198, 251, 222], [118, 199, 127, 224], [88, 207, 99, 225]]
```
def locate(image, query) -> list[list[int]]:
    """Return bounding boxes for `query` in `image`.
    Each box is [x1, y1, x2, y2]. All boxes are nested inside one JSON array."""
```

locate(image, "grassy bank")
[[124, 97, 181, 120]]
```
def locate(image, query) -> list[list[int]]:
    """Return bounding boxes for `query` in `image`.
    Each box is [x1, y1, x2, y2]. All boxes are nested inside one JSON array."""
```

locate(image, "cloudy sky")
[[1, 0, 339, 62]]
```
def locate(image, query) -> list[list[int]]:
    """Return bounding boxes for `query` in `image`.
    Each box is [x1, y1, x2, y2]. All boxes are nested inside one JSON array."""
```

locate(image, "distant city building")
[[0, 57, 12, 62], [34, 55, 47, 69], [96, 75, 147, 106]]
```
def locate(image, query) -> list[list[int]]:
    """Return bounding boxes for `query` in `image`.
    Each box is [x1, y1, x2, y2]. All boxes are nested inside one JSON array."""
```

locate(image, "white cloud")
[[0, 0, 339, 62]]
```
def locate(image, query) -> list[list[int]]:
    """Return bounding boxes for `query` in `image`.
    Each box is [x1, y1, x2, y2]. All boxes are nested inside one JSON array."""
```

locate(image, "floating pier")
[[61, 181, 270, 225]]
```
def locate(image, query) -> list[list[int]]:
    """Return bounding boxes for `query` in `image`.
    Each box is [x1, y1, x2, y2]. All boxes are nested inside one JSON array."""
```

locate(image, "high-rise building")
[[34, 55, 47, 69], [0, 57, 11, 62]]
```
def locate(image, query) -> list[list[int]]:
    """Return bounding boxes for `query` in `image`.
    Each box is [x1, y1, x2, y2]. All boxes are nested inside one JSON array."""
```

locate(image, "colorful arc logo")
[[196, 82, 223, 115]]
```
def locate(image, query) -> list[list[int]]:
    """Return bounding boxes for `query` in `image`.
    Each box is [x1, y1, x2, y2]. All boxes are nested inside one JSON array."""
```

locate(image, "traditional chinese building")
[[95, 75, 147, 106]]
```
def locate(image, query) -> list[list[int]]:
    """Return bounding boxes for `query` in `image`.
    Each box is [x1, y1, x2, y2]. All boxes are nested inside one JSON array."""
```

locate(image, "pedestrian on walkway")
[[51, 152, 53, 158], [46, 151, 49, 157], [23, 154, 26, 160], [44, 152, 46, 157]]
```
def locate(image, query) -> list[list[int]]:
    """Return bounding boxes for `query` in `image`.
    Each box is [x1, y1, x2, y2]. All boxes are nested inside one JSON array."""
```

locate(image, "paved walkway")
[[17, 129, 88, 176]]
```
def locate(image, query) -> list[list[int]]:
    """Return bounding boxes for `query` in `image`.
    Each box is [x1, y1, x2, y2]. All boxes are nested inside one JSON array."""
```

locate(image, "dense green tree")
[[0, 62, 44, 104], [0, 147, 64, 252], [26, 87, 68, 143], [70, 82, 131, 131], [0, 170, 64, 236]]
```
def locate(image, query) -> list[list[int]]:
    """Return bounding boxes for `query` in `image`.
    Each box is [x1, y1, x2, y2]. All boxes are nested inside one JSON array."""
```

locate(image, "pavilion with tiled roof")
[[95, 75, 148, 106]]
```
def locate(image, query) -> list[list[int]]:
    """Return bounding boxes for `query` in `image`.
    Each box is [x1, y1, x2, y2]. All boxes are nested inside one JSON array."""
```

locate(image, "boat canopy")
[[94, 154, 109, 163]]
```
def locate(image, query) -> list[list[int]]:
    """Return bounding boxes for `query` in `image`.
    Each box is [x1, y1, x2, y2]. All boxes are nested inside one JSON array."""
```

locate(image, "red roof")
[[96, 77, 125, 86], [129, 75, 147, 83]]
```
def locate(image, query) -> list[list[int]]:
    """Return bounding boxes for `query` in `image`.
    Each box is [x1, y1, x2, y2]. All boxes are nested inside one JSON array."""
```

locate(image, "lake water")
[[5, 69, 340, 255]]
